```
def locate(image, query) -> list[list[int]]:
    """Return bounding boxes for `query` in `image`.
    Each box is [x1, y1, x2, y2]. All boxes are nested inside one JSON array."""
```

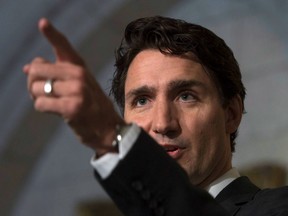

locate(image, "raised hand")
[[24, 18, 124, 155]]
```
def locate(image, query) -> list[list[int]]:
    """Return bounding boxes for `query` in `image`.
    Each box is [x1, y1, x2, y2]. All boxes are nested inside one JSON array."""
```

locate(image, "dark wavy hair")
[[110, 16, 246, 152]]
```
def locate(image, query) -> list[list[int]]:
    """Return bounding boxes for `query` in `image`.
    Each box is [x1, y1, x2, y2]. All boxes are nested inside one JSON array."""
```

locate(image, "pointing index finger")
[[38, 18, 84, 66]]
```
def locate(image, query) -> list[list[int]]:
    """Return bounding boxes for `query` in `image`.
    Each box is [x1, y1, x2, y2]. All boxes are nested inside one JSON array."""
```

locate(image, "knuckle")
[[72, 80, 85, 94], [30, 82, 37, 95], [34, 98, 44, 111], [28, 64, 37, 75], [31, 81, 41, 93], [29, 64, 41, 76], [29, 57, 49, 75], [72, 66, 86, 80]]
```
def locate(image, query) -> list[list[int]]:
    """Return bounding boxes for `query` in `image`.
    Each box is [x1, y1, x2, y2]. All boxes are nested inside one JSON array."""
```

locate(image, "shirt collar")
[[205, 167, 240, 198]]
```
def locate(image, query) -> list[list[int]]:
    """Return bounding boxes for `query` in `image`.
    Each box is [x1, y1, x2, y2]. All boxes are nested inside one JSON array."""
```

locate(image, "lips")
[[161, 144, 184, 159]]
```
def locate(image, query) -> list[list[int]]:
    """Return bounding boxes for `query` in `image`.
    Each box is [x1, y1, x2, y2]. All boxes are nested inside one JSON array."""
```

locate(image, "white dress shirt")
[[205, 167, 240, 197]]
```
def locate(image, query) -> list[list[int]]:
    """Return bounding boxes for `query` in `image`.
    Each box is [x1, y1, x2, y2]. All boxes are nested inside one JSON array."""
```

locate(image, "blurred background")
[[1, 0, 288, 215]]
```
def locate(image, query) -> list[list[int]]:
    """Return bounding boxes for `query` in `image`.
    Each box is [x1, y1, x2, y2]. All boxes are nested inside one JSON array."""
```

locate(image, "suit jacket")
[[216, 176, 288, 216], [95, 130, 288, 216]]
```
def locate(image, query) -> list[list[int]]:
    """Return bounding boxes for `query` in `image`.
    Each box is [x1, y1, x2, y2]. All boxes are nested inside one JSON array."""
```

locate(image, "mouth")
[[162, 144, 184, 159]]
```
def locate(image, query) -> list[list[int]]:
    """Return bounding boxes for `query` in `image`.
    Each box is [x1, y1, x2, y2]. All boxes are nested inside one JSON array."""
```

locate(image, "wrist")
[[112, 123, 133, 147], [96, 122, 132, 158]]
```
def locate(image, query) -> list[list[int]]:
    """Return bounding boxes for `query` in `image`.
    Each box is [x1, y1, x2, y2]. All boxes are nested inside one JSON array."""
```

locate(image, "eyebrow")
[[125, 79, 205, 101], [125, 85, 156, 101], [167, 79, 206, 92]]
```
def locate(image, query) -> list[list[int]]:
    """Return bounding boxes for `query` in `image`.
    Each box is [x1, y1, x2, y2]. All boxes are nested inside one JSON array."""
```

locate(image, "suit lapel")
[[215, 176, 260, 215]]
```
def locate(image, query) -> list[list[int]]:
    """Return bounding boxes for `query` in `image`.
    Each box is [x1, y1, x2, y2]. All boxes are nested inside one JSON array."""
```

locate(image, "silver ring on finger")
[[44, 79, 54, 95]]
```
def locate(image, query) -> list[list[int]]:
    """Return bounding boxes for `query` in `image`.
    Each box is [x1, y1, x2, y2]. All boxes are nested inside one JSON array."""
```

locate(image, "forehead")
[[125, 49, 215, 92]]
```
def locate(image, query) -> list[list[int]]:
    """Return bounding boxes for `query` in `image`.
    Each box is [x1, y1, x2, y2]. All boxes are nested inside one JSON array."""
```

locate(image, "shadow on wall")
[[76, 201, 123, 216]]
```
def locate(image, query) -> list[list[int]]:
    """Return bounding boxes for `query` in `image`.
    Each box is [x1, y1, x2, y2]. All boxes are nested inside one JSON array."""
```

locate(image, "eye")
[[134, 97, 149, 107], [179, 92, 196, 102]]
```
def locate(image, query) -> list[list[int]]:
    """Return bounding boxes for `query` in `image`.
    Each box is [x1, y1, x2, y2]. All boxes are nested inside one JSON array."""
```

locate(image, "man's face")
[[124, 49, 235, 188]]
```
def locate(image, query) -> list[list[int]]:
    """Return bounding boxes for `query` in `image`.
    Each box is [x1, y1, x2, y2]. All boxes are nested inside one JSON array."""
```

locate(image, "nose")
[[152, 100, 180, 137]]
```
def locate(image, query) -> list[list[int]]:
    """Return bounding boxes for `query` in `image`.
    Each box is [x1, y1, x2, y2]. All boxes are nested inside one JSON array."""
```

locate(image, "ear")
[[225, 95, 243, 134]]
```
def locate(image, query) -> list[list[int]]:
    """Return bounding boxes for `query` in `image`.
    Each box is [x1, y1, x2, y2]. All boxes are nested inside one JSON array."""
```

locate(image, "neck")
[[205, 168, 240, 197], [197, 163, 232, 189]]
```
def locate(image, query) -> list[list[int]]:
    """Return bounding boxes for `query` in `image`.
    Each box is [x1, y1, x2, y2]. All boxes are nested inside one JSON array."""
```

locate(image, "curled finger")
[[34, 96, 83, 120]]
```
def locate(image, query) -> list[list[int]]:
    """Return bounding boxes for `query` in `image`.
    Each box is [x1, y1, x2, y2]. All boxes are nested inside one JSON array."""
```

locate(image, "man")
[[24, 16, 288, 215]]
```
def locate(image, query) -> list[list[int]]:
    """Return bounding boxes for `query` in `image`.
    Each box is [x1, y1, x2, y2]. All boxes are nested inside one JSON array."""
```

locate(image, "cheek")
[[195, 113, 228, 165], [196, 116, 226, 153], [195, 107, 226, 138], [181, 111, 210, 138], [124, 111, 151, 131], [183, 109, 227, 159]]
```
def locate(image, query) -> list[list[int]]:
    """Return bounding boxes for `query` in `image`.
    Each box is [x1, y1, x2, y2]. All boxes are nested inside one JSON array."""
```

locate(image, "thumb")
[[38, 18, 85, 66]]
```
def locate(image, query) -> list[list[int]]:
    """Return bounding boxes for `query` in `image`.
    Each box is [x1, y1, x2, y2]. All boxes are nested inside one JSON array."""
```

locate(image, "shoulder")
[[216, 177, 288, 215], [255, 186, 288, 204], [242, 186, 288, 215]]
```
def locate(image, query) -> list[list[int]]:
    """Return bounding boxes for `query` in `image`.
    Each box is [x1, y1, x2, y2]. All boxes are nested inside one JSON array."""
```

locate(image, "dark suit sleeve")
[[94, 129, 229, 216]]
